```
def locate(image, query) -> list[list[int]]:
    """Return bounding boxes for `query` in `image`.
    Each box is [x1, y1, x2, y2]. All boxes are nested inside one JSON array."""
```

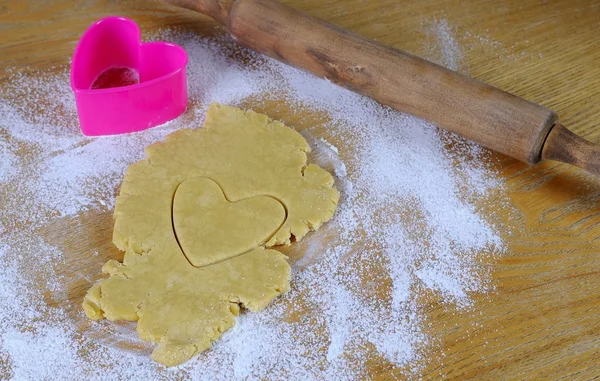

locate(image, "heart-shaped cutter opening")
[[71, 16, 188, 136]]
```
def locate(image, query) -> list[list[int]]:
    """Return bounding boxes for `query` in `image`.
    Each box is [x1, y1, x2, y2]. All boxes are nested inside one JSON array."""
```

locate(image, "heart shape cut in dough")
[[172, 177, 286, 268]]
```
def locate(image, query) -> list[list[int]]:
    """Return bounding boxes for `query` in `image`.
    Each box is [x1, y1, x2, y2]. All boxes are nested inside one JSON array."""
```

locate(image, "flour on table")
[[0, 23, 507, 380]]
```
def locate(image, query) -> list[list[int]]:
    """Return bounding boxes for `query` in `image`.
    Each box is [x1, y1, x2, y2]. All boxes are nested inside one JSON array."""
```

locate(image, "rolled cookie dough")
[[82, 104, 340, 366]]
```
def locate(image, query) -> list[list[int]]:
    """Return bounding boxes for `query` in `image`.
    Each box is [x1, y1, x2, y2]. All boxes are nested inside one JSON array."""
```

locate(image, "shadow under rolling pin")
[[165, 0, 600, 176]]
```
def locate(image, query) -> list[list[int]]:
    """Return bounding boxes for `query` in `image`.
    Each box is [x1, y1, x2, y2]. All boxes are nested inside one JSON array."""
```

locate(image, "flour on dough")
[[82, 104, 340, 366]]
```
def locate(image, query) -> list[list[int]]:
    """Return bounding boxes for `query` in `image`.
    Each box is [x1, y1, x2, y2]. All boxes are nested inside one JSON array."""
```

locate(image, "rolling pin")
[[165, 0, 600, 175]]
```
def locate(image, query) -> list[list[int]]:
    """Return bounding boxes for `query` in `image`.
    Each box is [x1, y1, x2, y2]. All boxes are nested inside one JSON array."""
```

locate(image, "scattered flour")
[[426, 18, 464, 71], [0, 21, 507, 380]]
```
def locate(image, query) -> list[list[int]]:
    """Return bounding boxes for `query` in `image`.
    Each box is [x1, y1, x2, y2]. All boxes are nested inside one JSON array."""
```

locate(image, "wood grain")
[[1, 0, 600, 380], [165, 0, 235, 24]]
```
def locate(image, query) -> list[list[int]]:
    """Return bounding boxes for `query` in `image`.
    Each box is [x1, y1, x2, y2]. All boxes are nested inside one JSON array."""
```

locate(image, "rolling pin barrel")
[[166, 0, 600, 175], [226, 0, 556, 164]]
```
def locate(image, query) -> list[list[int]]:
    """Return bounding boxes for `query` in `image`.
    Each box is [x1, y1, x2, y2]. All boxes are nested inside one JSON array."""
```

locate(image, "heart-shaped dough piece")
[[172, 177, 286, 267]]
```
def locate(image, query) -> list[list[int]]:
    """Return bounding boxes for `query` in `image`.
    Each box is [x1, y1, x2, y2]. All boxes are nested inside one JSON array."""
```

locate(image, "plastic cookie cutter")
[[70, 16, 188, 136]]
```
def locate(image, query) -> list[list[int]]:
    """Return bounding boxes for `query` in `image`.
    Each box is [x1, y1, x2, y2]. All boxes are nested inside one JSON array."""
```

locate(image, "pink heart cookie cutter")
[[70, 16, 188, 136]]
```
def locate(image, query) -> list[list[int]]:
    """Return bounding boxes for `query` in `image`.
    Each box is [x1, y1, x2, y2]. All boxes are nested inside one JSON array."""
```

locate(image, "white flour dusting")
[[0, 140, 18, 185], [0, 21, 506, 380], [426, 18, 464, 71]]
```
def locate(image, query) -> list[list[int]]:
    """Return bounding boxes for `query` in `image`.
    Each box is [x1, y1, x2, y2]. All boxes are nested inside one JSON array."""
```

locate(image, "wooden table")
[[2, 0, 600, 379]]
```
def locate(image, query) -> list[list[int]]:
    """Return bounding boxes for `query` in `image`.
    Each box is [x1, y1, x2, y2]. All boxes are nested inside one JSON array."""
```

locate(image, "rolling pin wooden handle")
[[542, 124, 600, 175], [166, 0, 600, 175]]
